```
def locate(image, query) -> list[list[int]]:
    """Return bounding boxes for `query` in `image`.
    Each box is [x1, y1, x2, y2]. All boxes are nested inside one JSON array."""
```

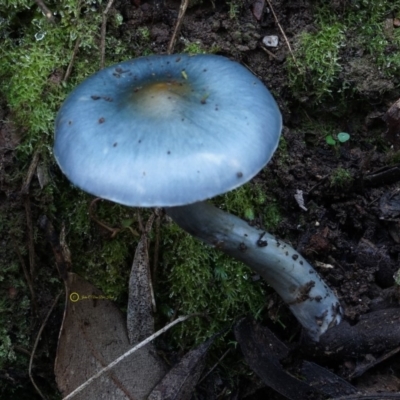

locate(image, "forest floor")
[[1, 0, 400, 399]]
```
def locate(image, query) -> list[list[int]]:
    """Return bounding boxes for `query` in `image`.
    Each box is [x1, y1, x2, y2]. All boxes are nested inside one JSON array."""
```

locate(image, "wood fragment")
[[168, 0, 189, 54]]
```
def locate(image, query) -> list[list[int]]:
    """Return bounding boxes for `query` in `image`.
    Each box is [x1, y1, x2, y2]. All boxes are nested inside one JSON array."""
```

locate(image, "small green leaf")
[[244, 208, 255, 220], [121, 218, 135, 228], [337, 132, 350, 143], [326, 135, 336, 146]]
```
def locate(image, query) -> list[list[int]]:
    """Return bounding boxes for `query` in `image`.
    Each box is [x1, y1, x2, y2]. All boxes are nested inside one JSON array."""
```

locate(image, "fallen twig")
[[89, 198, 139, 238], [12, 236, 37, 313], [168, 0, 189, 54], [63, 38, 81, 83], [21, 148, 41, 280], [29, 291, 62, 399], [100, 0, 115, 69], [198, 347, 231, 384], [21, 148, 40, 195], [34, 0, 55, 23], [62, 313, 204, 400], [265, 0, 298, 67], [260, 45, 278, 60]]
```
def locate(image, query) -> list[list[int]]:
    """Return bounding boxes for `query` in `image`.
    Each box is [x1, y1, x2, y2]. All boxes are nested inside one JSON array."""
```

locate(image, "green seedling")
[[326, 132, 351, 146]]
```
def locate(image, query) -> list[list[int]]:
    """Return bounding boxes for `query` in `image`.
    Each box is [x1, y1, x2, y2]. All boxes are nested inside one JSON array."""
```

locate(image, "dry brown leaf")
[[127, 214, 155, 345], [148, 337, 214, 400], [55, 272, 167, 400]]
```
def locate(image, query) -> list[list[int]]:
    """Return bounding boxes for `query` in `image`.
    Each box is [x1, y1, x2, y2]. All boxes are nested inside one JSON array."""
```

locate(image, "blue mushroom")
[[54, 54, 342, 341]]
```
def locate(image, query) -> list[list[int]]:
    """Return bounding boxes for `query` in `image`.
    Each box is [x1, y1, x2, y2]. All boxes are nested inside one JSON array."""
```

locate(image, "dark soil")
[[1, 0, 400, 399]]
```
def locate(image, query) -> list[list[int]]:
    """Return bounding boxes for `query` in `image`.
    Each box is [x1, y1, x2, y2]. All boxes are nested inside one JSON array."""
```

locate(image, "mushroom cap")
[[54, 54, 282, 207]]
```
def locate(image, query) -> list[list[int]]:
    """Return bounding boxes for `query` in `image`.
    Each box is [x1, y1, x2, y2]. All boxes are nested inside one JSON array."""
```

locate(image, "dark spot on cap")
[[138, 140, 142, 143], [99, 117, 105, 124], [91, 95, 101, 100], [113, 142, 117, 147], [292, 254, 299, 261], [300, 261, 303, 265], [203, 69, 207, 72], [238, 242, 247, 252], [68, 121, 72, 125], [176, 57, 181, 62], [167, 151, 171, 155], [103, 96, 113, 102], [237, 172, 243, 178]]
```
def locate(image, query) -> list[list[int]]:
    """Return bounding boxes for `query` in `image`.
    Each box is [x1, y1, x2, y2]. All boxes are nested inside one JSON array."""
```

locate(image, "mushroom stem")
[[166, 201, 342, 341]]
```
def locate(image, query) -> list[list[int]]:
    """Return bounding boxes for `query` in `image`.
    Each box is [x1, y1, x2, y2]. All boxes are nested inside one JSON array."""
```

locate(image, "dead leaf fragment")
[[55, 273, 166, 400], [127, 214, 156, 344], [148, 337, 215, 400]]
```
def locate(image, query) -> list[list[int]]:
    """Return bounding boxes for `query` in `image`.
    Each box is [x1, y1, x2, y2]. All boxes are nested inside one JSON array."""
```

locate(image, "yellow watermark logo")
[[69, 292, 114, 302]]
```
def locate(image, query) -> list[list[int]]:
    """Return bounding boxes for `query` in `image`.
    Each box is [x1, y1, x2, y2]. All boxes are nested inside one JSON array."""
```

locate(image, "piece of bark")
[[316, 309, 400, 360], [234, 318, 356, 400]]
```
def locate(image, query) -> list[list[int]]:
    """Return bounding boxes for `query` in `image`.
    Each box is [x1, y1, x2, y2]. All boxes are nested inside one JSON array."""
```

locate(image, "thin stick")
[[21, 148, 40, 195], [167, 0, 189, 54], [62, 314, 202, 400], [100, 0, 115, 69], [24, 198, 36, 279], [29, 291, 62, 399], [12, 236, 36, 313], [88, 198, 139, 238], [265, 0, 298, 67], [260, 45, 278, 60], [63, 38, 81, 83], [21, 148, 41, 279], [198, 347, 231, 384], [34, 0, 55, 23]]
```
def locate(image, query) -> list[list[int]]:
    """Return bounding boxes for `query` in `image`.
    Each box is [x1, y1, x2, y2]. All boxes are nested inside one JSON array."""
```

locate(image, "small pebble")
[[263, 35, 279, 47]]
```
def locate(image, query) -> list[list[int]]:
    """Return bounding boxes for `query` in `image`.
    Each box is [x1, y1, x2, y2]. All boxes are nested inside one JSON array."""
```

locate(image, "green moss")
[[227, 0, 241, 19], [158, 182, 282, 347], [330, 167, 353, 189], [287, 20, 345, 102], [159, 221, 265, 347], [287, 0, 400, 104], [386, 150, 400, 165]]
